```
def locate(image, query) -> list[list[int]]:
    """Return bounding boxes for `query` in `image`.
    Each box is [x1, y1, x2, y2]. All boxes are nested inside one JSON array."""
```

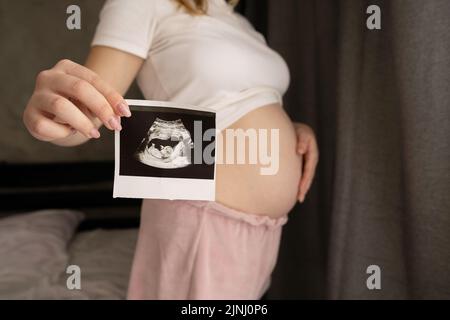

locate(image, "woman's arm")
[[23, 46, 144, 147], [85, 46, 143, 96]]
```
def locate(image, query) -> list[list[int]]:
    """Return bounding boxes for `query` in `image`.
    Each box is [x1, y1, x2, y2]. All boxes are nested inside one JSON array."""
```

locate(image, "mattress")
[[0, 209, 137, 299]]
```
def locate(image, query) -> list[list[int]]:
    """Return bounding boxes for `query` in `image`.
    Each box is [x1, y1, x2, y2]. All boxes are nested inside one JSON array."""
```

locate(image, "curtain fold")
[[249, 0, 450, 299]]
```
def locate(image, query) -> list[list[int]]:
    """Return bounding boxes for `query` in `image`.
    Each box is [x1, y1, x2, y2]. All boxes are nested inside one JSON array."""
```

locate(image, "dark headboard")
[[0, 161, 141, 230]]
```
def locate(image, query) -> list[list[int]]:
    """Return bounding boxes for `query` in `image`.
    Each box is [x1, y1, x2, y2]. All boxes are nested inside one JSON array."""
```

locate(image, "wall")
[[0, 0, 142, 163]]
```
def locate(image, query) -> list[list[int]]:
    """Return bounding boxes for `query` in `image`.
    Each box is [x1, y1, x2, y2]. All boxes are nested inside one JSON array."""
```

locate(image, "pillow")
[[58, 228, 138, 299], [0, 209, 84, 299]]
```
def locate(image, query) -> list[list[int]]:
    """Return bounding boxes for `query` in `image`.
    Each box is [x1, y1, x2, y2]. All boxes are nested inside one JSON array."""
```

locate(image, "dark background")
[[120, 106, 215, 180]]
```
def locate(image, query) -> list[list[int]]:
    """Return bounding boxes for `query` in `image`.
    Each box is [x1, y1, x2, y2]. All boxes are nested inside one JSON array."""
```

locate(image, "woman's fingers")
[[23, 107, 74, 142], [37, 94, 101, 139], [294, 123, 319, 203], [24, 59, 129, 143], [297, 132, 309, 154], [296, 123, 313, 155], [43, 72, 122, 131], [298, 138, 319, 202], [54, 59, 131, 117]]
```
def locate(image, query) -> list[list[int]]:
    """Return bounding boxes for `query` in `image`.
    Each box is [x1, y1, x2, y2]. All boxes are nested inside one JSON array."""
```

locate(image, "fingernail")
[[89, 128, 101, 139], [108, 116, 122, 131], [117, 101, 131, 117]]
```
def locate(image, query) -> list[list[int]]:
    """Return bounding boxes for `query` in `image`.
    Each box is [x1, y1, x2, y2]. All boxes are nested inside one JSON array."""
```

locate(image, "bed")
[[0, 162, 141, 299]]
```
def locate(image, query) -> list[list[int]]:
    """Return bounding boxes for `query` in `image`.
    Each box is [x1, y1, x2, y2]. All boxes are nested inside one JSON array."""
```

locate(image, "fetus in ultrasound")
[[135, 118, 194, 169]]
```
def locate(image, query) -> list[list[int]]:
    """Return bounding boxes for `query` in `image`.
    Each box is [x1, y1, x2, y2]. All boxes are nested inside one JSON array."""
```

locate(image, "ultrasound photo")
[[136, 118, 194, 169], [113, 100, 216, 201]]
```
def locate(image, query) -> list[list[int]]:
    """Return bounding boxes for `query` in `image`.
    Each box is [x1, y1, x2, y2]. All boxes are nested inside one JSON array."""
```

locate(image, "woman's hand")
[[295, 122, 319, 203], [23, 59, 131, 143]]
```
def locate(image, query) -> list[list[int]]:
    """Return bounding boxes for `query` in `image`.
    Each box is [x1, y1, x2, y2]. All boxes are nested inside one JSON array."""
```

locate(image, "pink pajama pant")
[[127, 199, 287, 300]]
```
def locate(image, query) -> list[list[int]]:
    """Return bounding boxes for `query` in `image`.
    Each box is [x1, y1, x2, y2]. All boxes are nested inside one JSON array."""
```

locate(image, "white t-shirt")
[[92, 0, 290, 129]]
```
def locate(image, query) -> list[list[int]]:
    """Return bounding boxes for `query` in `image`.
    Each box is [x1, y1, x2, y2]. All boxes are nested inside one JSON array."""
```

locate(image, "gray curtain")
[[258, 0, 450, 299]]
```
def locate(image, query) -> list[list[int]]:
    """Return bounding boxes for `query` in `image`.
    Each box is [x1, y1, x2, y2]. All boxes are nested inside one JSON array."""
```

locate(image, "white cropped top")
[[92, 0, 291, 130]]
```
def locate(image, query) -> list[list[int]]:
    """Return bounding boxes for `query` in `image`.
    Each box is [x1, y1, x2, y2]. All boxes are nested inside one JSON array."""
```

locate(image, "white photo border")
[[113, 99, 217, 201]]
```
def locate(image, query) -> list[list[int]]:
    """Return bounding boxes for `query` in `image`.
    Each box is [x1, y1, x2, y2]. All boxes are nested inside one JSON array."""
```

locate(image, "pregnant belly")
[[215, 103, 302, 218]]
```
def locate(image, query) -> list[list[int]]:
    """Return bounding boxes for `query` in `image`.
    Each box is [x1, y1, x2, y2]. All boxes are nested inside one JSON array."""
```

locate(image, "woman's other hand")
[[295, 122, 319, 203]]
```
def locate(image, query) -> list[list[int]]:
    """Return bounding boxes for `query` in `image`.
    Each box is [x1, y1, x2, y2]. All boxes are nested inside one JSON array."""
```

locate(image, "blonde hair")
[[174, 0, 240, 15]]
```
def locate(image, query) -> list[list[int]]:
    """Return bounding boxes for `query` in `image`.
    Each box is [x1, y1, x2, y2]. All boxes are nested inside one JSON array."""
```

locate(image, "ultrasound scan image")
[[135, 118, 194, 169]]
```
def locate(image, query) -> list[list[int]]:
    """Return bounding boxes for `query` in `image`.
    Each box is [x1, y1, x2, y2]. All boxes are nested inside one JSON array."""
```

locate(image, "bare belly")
[[215, 103, 302, 219]]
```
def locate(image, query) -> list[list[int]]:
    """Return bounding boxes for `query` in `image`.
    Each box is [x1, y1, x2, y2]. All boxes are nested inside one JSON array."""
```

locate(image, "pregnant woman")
[[23, 0, 318, 299]]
